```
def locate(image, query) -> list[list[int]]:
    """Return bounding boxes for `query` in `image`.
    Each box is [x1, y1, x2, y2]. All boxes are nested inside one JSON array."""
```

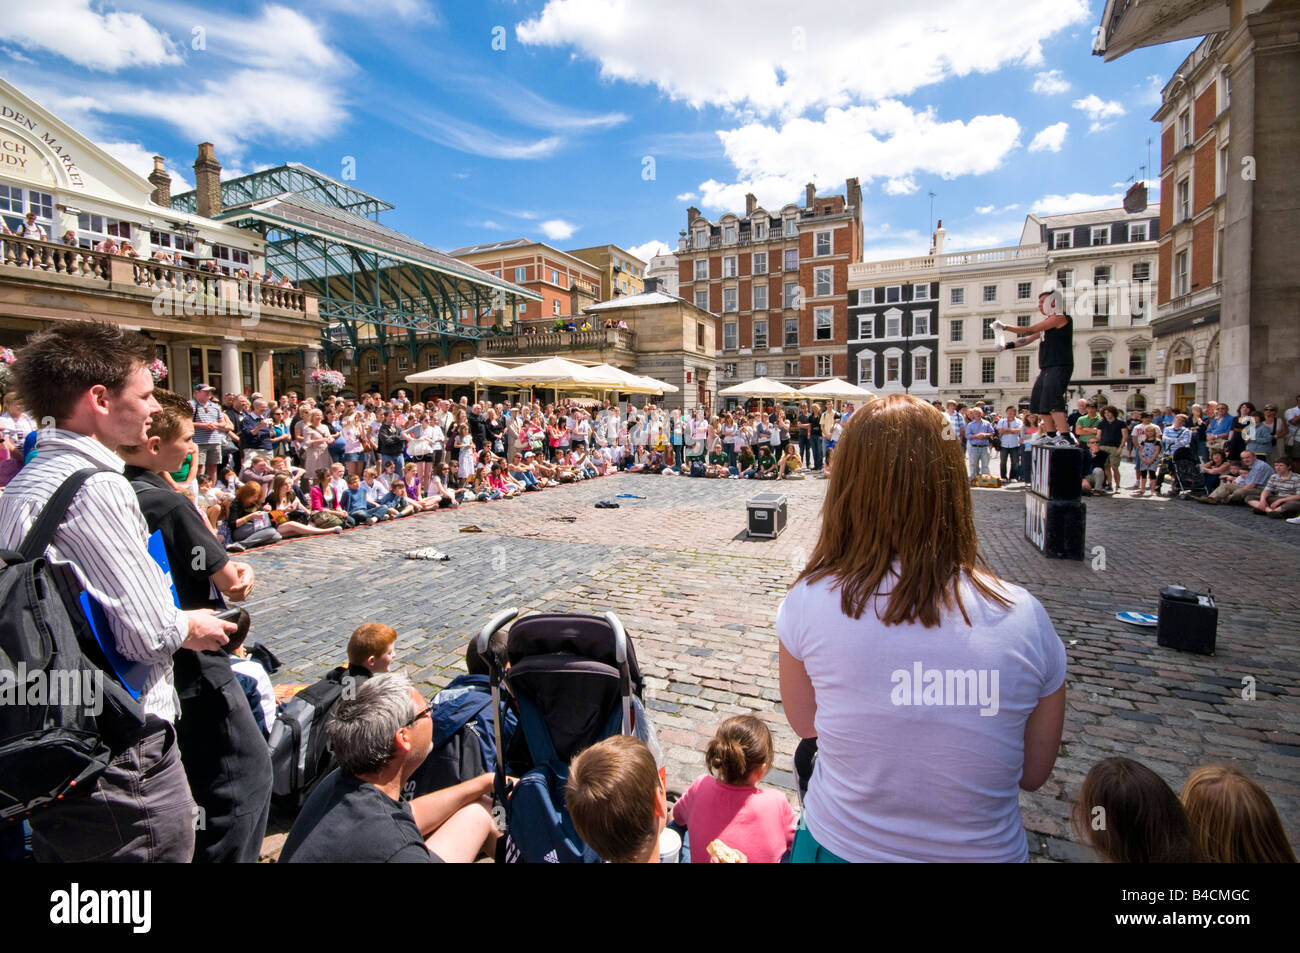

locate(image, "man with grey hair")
[[280, 673, 497, 863]]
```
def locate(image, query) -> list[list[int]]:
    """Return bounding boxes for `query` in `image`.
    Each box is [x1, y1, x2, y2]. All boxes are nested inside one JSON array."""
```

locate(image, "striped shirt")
[[190, 397, 226, 446], [0, 430, 187, 721]]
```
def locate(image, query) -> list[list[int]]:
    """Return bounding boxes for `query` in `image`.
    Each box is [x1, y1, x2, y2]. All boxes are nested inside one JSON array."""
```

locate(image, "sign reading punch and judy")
[[0, 104, 83, 187]]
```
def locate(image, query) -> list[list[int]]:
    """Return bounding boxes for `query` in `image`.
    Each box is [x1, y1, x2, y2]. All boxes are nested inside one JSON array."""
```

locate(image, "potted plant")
[[310, 367, 347, 395]]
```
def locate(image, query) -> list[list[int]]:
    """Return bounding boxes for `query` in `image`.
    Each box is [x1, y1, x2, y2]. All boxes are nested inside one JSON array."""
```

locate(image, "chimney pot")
[[805, 182, 816, 208], [745, 192, 757, 215], [194, 142, 223, 218], [148, 155, 172, 207]]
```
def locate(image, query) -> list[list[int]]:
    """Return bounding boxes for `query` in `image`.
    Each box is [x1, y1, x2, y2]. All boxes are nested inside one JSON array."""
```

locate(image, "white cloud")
[[882, 176, 918, 195], [539, 219, 578, 241], [1136, 73, 1165, 107], [385, 101, 563, 160], [675, 192, 698, 202], [483, 85, 628, 132], [1072, 93, 1125, 132], [97, 141, 194, 192], [1033, 192, 1124, 214], [316, 0, 438, 21], [7, 0, 180, 71], [473, 220, 505, 231], [1031, 70, 1070, 95], [627, 239, 672, 262], [694, 101, 1020, 211], [518, 0, 1090, 117], [1028, 121, 1068, 153], [975, 203, 1022, 215]]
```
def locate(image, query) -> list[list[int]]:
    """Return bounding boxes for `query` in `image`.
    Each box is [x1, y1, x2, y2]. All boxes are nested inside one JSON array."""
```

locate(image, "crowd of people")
[[1, 322, 1295, 867], [941, 394, 1300, 518]]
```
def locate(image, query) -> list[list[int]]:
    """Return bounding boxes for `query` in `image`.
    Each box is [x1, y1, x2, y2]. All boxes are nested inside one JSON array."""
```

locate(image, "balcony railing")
[[849, 242, 1049, 279], [481, 327, 636, 355], [0, 236, 314, 317]]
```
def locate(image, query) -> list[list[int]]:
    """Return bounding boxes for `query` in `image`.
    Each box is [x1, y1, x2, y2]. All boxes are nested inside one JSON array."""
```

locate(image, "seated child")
[[567, 735, 667, 863], [755, 444, 778, 479], [672, 715, 796, 863], [1180, 764, 1297, 863], [1071, 756, 1201, 862], [223, 608, 277, 738], [777, 445, 803, 479]]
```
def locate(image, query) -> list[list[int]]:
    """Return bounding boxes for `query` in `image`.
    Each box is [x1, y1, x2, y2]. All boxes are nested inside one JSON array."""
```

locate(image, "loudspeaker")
[[1156, 587, 1217, 655], [1024, 494, 1086, 560], [1028, 444, 1082, 500]]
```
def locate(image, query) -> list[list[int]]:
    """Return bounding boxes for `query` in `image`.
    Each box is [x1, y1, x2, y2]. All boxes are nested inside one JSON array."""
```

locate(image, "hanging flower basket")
[[148, 358, 168, 384], [311, 367, 346, 393], [0, 347, 15, 393]]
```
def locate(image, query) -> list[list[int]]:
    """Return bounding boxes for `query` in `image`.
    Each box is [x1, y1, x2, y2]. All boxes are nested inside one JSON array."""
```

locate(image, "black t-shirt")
[[1039, 313, 1074, 368], [377, 424, 405, 456], [125, 466, 227, 610], [808, 414, 823, 438], [1098, 419, 1126, 446], [280, 769, 443, 863]]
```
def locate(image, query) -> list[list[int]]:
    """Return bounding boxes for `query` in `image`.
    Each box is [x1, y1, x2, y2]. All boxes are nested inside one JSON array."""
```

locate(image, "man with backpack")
[[0, 321, 234, 862]]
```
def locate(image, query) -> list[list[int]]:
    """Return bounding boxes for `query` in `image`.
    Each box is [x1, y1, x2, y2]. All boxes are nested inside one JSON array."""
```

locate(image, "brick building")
[[449, 238, 601, 326], [675, 180, 863, 405], [564, 243, 646, 300]]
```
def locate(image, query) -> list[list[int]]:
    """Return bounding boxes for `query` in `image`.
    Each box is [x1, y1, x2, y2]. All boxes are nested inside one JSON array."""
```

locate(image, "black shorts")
[[1030, 365, 1072, 415], [408, 454, 434, 463]]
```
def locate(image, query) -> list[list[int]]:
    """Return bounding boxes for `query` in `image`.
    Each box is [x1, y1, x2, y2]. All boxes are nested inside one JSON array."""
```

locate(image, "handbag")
[[311, 510, 343, 528]]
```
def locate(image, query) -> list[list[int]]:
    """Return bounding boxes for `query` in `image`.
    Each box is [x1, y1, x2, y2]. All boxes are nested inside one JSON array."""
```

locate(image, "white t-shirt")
[[778, 572, 1066, 862]]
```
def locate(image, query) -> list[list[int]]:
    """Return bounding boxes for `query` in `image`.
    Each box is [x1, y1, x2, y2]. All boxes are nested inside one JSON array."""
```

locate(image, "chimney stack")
[[845, 177, 862, 210], [804, 182, 816, 208], [194, 142, 222, 219], [1123, 181, 1149, 213], [687, 205, 700, 225], [931, 219, 946, 255], [148, 155, 172, 207], [745, 192, 757, 215]]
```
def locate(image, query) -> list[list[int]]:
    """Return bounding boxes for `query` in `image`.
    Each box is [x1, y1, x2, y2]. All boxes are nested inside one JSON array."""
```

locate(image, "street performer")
[[994, 289, 1074, 447]]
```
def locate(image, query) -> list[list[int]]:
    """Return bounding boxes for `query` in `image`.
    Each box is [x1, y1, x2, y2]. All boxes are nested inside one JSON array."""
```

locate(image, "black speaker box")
[[1024, 494, 1086, 560], [1156, 587, 1217, 655]]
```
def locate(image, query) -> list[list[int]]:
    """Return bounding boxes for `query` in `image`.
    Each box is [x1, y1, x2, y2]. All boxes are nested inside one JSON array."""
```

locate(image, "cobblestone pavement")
[[239, 470, 1300, 861]]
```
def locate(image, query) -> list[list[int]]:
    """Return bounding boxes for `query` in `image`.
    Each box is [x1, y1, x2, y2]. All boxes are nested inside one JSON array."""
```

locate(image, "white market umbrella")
[[405, 356, 513, 403], [798, 378, 876, 402], [588, 363, 660, 395], [494, 357, 608, 388], [631, 375, 678, 394], [718, 377, 803, 399]]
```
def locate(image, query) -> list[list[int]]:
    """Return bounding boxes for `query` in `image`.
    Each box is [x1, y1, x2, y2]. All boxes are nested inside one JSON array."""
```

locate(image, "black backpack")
[[268, 665, 355, 806], [0, 469, 146, 822]]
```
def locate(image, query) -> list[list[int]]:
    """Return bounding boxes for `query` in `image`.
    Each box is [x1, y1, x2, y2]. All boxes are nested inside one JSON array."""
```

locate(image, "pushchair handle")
[[477, 607, 519, 659], [604, 611, 633, 736], [603, 611, 628, 665]]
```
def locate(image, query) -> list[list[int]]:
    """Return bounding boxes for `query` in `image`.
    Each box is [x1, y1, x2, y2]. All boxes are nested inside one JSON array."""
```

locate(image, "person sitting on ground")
[[227, 481, 283, 549], [343, 474, 391, 524], [471, 466, 501, 501], [1198, 450, 1232, 494], [755, 443, 778, 479], [267, 474, 342, 539], [309, 467, 353, 527], [777, 444, 803, 480], [279, 673, 498, 863], [382, 479, 420, 517], [1081, 439, 1111, 496], [1197, 449, 1272, 505], [672, 715, 796, 864], [426, 463, 460, 508], [736, 445, 757, 479], [240, 455, 278, 494], [1179, 764, 1298, 863], [566, 735, 668, 864], [1071, 757, 1201, 862], [1245, 458, 1300, 518], [487, 462, 518, 498]]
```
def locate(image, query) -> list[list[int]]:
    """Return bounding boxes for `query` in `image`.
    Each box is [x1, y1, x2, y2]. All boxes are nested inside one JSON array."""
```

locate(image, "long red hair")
[[796, 394, 1010, 627]]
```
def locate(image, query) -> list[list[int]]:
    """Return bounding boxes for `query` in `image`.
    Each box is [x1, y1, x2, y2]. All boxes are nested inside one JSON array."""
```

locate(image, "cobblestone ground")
[[239, 469, 1300, 862]]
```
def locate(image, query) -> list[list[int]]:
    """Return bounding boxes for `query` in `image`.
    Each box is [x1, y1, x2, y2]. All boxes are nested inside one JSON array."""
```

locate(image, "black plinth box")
[[1028, 445, 1082, 501], [747, 493, 787, 539], [1024, 493, 1086, 559], [1156, 586, 1217, 655], [1024, 444, 1085, 560]]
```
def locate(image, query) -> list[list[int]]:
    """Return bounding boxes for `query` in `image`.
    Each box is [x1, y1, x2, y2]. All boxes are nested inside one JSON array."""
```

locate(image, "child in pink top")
[[672, 715, 796, 863]]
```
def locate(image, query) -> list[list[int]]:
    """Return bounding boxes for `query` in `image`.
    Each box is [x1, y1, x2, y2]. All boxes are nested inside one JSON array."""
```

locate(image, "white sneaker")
[[1288, 516, 1300, 525]]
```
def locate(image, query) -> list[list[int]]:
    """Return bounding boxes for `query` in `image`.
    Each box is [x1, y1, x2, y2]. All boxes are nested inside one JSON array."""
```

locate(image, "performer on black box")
[[994, 290, 1073, 447]]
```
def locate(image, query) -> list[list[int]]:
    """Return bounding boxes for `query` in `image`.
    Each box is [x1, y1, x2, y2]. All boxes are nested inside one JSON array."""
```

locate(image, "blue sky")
[[3, 1, 1198, 264]]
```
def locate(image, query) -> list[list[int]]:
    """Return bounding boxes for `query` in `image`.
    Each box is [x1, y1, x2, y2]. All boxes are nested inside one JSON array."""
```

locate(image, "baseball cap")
[[194, 383, 214, 393], [524, 451, 535, 458]]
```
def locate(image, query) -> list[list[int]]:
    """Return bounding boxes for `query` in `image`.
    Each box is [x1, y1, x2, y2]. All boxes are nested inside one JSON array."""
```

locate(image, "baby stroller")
[[475, 608, 646, 863], [1155, 447, 1206, 498]]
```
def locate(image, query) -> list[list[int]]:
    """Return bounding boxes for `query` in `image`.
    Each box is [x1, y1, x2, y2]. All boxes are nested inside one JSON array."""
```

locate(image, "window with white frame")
[[1219, 144, 1230, 196], [885, 354, 901, 384], [1091, 226, 1111, 246], [815, 355, 831, 377], [73, 212, 132, 248], [695, 289, 709, 311], [754, 222, 767, 240], [784, 219, 797, 236], [949, 359, 963, 385], [815, 231, 832, 257], [982, 317, 996, 340], [913, 351, 929, 384], [1091, 349, 1109, 377], [1017, 314, 1031, 327], [784, 283, 799, 309], [885, 311, 901, 338], [1093, 266, 1111, 325], [814, 307, 832, 341], [397, 355, 409, 372], [786, 359, 799, 377], [694, 259, 708, 281], [981, 357, 996, 384], [1015, 282, 1030, 300], [1178, 109, 1191, 148], [950, 319, 963, 342], [1015, 354, 1030, 382], [0, 184, 54, 235], [814, 267, 832, 297], [1052, 231, 1072, 250], [694, 230, 707, 249], [783, 248, 798, 271], [859, 287, 874, 305], [723, 288, 738, 313], [149, 229, 197, 265], [913, 311, 929, 336], [1056, 268, 1074, 289], [1177, 178, 1190, 221], [211, 244, 250, 273], [426, 352, 438, 369], [857, 352, 875, 388], [723, 256, 737, 278], [913, 283, 931, 301], [519, 303, 527, 315], [723, 322, 738, 349], [784, 317, 799, 347], [950, 287, 964, 305], [515, 266, 526, 282], [724, 226, 736, 243], [553, 300, 561, 315], [1129, 222, 1149, 241], [1129, 348, 1148, 375], [753, 251, 767, 274], [753, 284, 768, 310], [982, 284, 997, 303], [858, 315, 874, 339], [754, 361, 767, 376], [885, 285, 901, 304], [724, 362, 737, 378], [1175, 250, 1189, 296], [753, 319, 768, 349], [367, 355, 379, 374]]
